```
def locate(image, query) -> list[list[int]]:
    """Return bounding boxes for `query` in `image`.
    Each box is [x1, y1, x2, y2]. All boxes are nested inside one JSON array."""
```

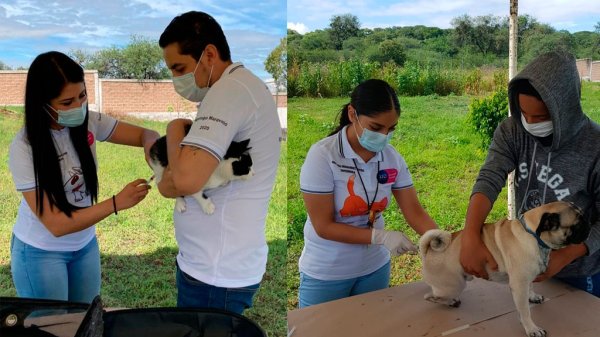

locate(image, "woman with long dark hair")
[[298, 79, 438, 307], [8, 51, 159, 303]]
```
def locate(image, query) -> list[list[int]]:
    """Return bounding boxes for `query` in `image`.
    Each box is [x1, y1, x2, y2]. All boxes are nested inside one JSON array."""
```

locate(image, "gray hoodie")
[[472, 51, 600, 278]]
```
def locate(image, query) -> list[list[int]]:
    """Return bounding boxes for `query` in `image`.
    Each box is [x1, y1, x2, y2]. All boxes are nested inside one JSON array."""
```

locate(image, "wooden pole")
[[507, 0, 518, 219]]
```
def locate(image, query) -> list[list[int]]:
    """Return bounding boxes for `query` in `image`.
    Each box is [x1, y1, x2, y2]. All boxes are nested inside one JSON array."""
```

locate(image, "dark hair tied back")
[[329, 79, 400, 136]]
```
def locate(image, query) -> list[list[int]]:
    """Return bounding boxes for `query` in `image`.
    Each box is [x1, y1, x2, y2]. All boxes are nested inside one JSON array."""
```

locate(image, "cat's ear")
[[240, 139, 251, 152]]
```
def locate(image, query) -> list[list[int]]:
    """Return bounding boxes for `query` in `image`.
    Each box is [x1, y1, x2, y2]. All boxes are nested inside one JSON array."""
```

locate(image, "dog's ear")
[[536, 212, 561, 235]]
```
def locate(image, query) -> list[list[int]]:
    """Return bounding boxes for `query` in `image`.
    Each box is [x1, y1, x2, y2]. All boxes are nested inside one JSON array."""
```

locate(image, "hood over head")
[[508, 51, 585, 150]]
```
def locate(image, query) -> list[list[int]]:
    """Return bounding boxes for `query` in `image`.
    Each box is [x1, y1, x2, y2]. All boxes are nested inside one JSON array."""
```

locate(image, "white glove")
[[371, 228, 418, 256]]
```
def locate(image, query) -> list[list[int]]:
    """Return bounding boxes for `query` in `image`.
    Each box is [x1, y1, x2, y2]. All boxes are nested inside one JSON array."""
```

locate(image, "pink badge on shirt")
[[377, 168, 398, 184], [87, 131, 95, 146]]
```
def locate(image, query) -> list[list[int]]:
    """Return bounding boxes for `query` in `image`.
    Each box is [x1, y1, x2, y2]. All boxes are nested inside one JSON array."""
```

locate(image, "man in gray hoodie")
[[460, 50, 600, 296]]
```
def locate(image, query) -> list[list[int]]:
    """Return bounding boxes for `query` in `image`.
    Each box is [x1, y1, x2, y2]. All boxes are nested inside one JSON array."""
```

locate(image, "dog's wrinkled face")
[[528, 202, 591, 249]]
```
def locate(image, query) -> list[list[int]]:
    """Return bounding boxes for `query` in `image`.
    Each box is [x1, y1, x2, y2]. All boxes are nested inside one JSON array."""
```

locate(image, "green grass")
[[287, 81, 600, 310], [0, 109, 287, 337]]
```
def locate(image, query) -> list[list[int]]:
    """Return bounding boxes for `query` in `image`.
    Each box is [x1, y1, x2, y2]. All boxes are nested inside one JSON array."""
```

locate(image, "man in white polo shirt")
[[156, 11, 281, 314]]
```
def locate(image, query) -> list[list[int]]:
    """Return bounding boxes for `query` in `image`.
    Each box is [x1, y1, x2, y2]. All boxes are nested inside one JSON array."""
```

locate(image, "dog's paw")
[[526, 327, 547, 337], [201, 201, 215, 215], [424, 293, 461, 307], [175, 199, 187, 213], [448, 299, 461, 307], [529, 293, 545, 304]]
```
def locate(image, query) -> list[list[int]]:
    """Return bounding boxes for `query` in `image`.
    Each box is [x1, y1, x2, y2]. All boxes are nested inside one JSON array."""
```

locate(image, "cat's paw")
[[201, 201, 215, 215], [175, 198, 187, 213]]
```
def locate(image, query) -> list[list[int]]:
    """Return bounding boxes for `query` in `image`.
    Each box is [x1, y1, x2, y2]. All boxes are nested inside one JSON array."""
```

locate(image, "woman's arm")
[[303, 193, 372, 244], [23, 178, 150, 237], [392, 187, 437, 235], [107, 121, 160, 163]]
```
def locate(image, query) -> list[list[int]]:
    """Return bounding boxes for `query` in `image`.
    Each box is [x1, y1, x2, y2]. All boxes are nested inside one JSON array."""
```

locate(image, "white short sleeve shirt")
[[299, 126, 413, 280], [9, 110, 117, 251], [176, 63, 281, 288]]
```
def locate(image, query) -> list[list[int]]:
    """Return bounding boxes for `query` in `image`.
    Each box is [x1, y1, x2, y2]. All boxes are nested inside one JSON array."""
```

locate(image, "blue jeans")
[[557, 272, 600, 297], [176, 262, 259, 314], [10, 235, 101, 303], [298, 261, 391, 308]]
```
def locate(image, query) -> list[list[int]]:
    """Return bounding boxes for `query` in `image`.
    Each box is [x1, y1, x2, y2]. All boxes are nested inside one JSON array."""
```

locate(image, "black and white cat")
[[148, 125, 253, 214]]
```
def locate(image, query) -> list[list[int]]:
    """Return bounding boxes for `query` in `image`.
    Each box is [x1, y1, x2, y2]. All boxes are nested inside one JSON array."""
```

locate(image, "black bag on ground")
[[1, 296, 266, 337]]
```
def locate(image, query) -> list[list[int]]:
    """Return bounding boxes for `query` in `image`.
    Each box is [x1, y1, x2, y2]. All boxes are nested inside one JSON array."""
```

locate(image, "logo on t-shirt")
[[340, 174, 388, 217], [87, 131, 95, 146], [64, 167, 88, 203], [377, 169, 398, 184]]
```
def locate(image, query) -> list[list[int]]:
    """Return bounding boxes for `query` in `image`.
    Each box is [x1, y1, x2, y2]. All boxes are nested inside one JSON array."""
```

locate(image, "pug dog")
[[148, 124, 254, 214], [419, 201, 592, 337]]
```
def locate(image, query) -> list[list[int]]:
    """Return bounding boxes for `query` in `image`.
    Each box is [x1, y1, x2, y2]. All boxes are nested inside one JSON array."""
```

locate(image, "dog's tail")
[[419, 229, 452, 258]]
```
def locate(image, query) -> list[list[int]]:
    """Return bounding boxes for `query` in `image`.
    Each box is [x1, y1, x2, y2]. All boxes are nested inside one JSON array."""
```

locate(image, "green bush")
[[467, 88, 509, 149]]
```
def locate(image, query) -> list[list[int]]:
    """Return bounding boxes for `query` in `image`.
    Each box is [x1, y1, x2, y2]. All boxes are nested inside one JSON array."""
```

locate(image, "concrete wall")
[[0, 71, 287, 115], [100, 79, 196, 116], [576, 59, 600, 82], [0, 70, 98, 109]]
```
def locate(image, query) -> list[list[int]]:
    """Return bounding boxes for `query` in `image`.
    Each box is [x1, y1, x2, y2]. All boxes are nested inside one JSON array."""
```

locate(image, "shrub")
[[467, 88, 509, 149], [464, 68, 483, 95]]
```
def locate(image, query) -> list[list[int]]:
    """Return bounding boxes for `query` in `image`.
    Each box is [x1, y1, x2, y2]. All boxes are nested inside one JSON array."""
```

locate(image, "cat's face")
[[149, 136, 169, 167]]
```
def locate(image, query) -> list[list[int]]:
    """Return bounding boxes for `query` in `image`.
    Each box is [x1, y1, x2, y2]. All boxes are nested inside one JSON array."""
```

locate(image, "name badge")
[[377, 169, 398, 184]]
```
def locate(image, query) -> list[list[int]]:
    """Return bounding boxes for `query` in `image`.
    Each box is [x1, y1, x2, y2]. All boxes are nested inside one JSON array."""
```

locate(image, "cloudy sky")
[[288, 0, 600, 34], [0, 0, 286, 80]]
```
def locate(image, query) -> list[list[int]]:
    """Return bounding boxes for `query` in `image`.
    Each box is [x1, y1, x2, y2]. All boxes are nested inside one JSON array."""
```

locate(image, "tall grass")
[[0, 110, 287, 337], [288, 60, 507, 98], [286, 82, 600, 310]]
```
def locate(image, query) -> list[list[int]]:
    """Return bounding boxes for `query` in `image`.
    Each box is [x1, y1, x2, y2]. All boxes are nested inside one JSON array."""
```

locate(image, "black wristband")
[[112, 195, 118, 215]]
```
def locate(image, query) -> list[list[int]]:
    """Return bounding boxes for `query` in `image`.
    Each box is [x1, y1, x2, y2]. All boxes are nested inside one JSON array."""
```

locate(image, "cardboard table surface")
[[287, 278, 600, 337]]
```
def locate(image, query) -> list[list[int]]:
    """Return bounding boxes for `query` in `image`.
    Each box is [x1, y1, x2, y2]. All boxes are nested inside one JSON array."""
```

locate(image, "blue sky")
[[0, 0, 286, 80], [288, 0, 600, 34]]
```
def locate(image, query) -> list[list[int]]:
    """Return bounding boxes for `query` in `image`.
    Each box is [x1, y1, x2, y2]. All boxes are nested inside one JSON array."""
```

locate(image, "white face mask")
[[521, 114, 553, 137], [172, 51, 213, 102]]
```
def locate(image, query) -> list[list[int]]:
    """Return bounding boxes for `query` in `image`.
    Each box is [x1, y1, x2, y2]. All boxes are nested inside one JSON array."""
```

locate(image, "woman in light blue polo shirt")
[[298, 79, 438, 308]]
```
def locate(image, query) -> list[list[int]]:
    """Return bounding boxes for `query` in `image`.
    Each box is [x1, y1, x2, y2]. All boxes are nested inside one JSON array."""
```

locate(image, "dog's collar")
[[518, 215, 551, 250]]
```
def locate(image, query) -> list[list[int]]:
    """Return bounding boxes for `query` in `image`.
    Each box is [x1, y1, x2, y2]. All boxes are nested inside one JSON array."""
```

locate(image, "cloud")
[[0, 0, 44, 18], [0, 0, 285, 79], [287, 22, 309, 34], [287, 0, 600, 33]]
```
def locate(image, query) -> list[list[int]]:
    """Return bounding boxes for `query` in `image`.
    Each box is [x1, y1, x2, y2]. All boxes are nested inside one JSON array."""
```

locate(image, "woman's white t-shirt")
[[299, 126, 413, 280], [9, 111, 117, 251]]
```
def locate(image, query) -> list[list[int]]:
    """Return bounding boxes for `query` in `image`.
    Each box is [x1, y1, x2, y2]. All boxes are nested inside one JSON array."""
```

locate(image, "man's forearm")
[[157, 167, 181, 198], [464, 193, 493, 235]]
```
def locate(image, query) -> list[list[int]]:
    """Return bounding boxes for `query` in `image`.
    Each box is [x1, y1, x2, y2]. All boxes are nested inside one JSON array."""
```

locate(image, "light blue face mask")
[[46, 101, 88, 127], [172, 51, 213, 102], [353, 112, 394, 152]]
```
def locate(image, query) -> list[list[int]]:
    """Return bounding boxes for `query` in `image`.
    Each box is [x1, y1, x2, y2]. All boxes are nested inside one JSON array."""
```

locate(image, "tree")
[[121, 35, 170, 79], [80, 35, 169, 79], [69, 49, 91, 67], [451, 14, 504, 56], [594, 22, 600, 59], [264, 37, 287, 106], [329, 14, 360, 50], [522, 31, 574, 63], [300, 29, 333, 50], [0, 60, 11, 70], [366, 39, 406, 66], [87, 47, 125, 78]]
